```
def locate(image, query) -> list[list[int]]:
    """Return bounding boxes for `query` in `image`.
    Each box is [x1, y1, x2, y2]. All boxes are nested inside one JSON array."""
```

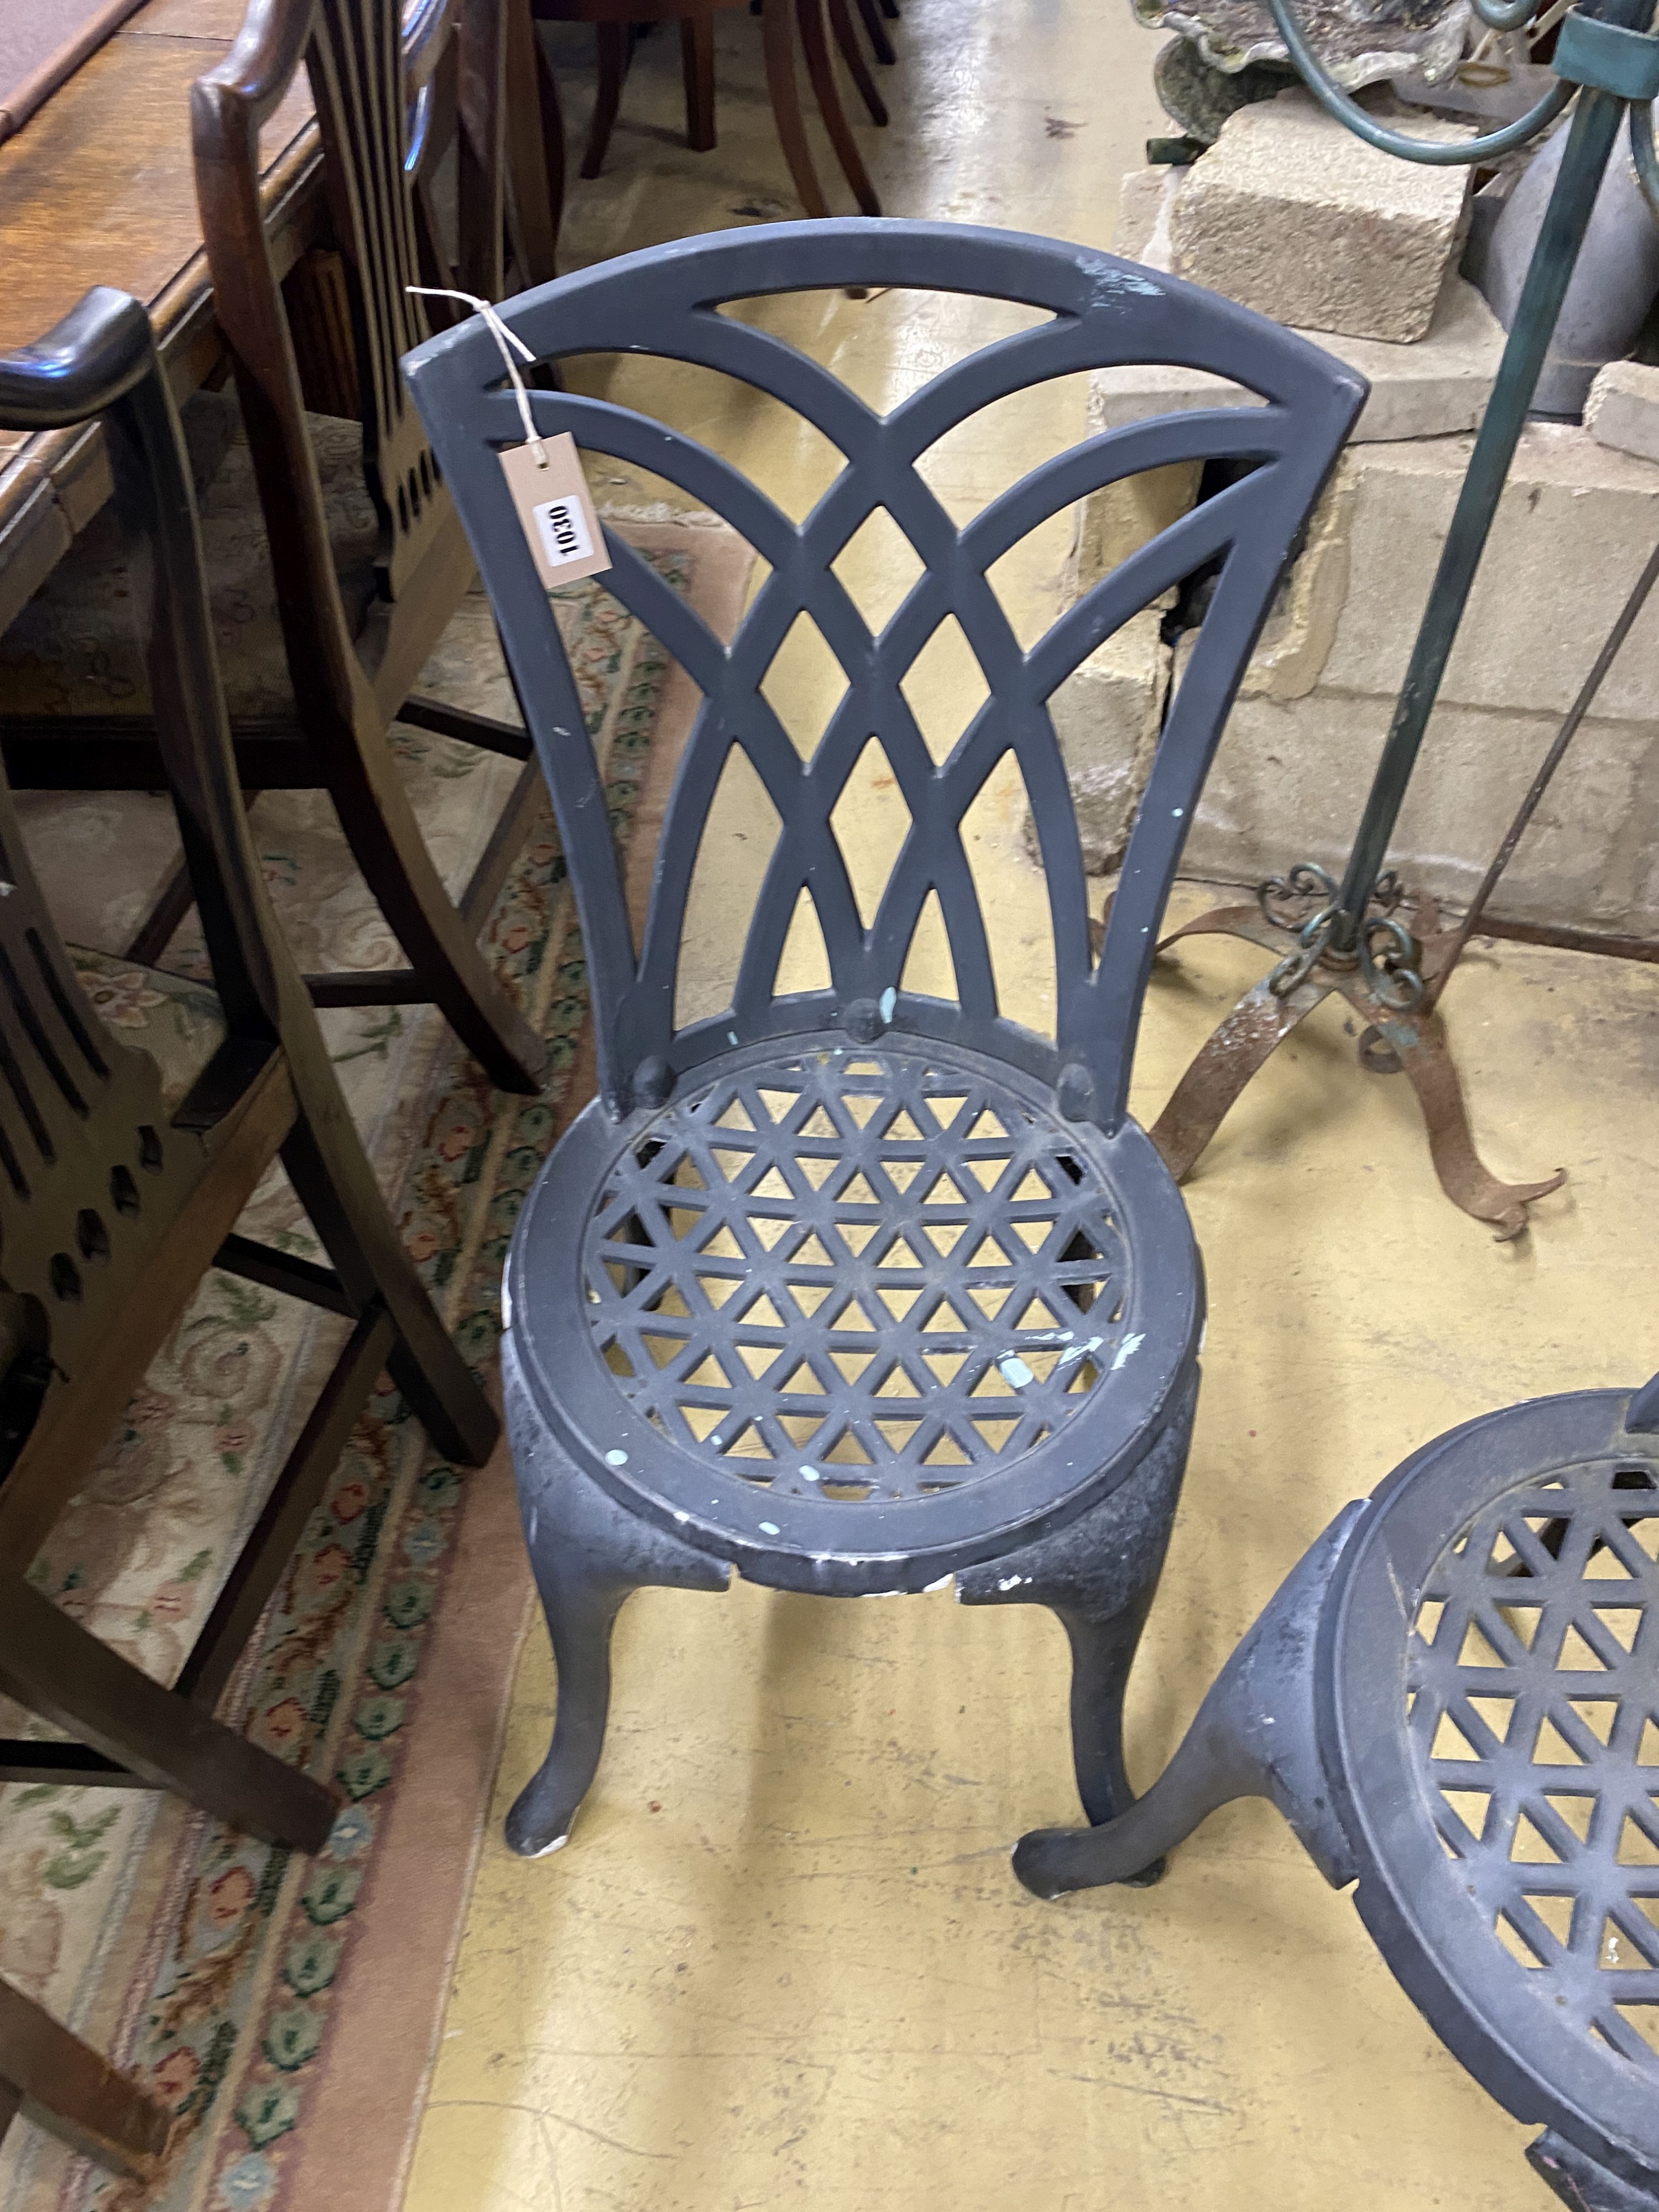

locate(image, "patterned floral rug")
[[0, 515, 750, 2212]]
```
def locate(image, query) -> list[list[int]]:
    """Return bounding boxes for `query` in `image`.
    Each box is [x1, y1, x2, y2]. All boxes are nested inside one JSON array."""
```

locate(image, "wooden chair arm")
[[0, 289, 154, 432]]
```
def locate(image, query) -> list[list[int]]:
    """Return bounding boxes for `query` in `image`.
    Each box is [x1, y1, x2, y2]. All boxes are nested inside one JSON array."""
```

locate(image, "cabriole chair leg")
[[503, 1338, 731, 1856], [1012, 1503, 1366, 1900], [959, 1382, 1194, 1843]]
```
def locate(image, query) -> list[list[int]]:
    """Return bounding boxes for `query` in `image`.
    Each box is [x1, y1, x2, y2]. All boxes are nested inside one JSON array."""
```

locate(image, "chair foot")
[[762, 0, 830, 216], [1055, 1589, 1166, 1836], [1529, 2131, 1659, 2211], [958, 1373, 1195, 1829], [0, 1979, 174, 2180], [1011, 1502, 1368, 1900], [502, 1337, 730, 1856], [505, 1575, 630, 1856]]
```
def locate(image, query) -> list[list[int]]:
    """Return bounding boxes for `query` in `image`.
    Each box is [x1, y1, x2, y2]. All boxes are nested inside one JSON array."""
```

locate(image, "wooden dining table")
[[0, 0, 565, 644], [0, 0, 319, 633]]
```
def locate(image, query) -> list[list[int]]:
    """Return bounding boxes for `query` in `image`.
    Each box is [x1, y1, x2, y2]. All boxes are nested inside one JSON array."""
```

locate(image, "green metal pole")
[[1323, 0, 1656, 952]]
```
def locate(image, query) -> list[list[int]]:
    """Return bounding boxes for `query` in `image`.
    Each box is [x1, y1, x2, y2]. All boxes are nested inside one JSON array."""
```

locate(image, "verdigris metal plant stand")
[[1016, 1365, 1659, 2210], [1148, 0, 1659, 1238], [405, 220, 1364, 1857]]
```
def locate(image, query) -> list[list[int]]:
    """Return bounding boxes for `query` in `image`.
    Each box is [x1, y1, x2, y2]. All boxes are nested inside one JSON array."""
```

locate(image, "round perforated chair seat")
[[1325, 1391, 1659, 2187], [506, 1034, 1201, 1597]]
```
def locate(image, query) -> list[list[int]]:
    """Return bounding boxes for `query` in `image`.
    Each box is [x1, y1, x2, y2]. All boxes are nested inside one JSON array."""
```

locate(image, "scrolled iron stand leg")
[[1146, 0, 1659, 1235]]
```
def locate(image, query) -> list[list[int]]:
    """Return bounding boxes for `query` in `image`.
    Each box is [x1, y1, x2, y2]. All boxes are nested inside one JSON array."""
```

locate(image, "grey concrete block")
[[1170, 90, 1473, 343], [1317, 424, 1659, 721], [1086, 280, 1505, 444], [1183, 688, 1659, 932], [1068, 460, 1203, 615], [1112, 166, 1184, 261], [1586, 357, 1659, 467], [1049, 612, 1172, 875]]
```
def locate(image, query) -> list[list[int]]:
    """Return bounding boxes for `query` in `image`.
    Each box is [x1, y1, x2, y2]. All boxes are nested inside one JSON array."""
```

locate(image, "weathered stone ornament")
[[1136, 0, 1470, 92], [1152, 38, 1300, 142]]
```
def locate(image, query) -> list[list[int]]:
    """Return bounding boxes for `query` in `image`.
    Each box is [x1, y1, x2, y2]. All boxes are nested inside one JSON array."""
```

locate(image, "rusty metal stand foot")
[[1146, 898, 1566, 1240]]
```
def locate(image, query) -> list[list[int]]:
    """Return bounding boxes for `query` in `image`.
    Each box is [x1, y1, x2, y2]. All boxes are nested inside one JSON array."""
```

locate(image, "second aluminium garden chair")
[[403, 218, 1366, 1855], [1017, 1370, 1659, 2211]]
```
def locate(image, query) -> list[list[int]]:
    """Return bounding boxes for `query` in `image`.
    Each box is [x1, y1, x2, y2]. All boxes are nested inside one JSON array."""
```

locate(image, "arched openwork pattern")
[[407, 221, 1365, 1130]]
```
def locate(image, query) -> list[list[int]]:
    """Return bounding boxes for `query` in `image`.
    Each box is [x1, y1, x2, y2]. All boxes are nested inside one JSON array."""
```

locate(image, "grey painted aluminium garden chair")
[[1017, 1368, 1659, 2211], [403, 218, 1365, 1856]]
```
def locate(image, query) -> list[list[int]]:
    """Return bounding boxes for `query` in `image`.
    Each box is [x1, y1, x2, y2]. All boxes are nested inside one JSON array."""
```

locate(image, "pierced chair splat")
[[1016, 1373, 1659, 2211], [403, 218, 1366, 1858]]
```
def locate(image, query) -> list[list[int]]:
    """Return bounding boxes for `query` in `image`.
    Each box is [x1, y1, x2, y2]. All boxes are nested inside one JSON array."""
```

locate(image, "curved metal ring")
[[1359, 914, 1425, 1011], [1269, 902, 1338, 997], [1264, 0, 1574, 163], [1259, 860, 1337, 932]]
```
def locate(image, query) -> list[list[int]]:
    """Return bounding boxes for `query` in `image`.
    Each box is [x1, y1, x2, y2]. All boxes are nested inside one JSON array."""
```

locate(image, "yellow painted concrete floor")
[[405, 6, 1659, 2206]]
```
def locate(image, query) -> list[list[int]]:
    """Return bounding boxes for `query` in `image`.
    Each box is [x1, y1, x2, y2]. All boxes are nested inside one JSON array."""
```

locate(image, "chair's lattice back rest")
[[307, 0, 447, 597], [1410, 1453, 1659, 2070], [407, 223, 1365, 1129], [0, 778, 190, 1426]]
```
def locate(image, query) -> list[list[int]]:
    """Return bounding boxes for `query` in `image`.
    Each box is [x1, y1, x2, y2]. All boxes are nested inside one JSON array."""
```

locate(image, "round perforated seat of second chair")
[[1324, 1394, 1659, 2205], [507, 1034, 1200, 1598]]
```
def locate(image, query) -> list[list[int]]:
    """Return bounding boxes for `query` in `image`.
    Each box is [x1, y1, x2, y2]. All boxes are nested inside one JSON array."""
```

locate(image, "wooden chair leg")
[[505, 0, 560, 287], [762, 0, 829, 217], [582, 22, 627, 178], [826, 0, 886, 124], [853, 0, 895, 66], [175, 1304, 400, 1714], [533, 18, 568, 270], [794, 0, 880, 214], [0, 1981, 173, 2182], [0, 1572, 339, 1851], [680, 12, 717, 150], [123, 851, 201, 964], [307, 718, 546, 1093], [273, 1107, 499, 1470]]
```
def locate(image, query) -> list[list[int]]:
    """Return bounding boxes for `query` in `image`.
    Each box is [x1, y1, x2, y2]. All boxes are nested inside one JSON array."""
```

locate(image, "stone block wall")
[[1058, 142, 1659, 935]]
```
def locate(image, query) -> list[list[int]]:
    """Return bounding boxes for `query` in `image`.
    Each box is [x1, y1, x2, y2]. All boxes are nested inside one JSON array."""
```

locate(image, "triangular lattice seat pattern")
[[587, 1052, 1128, 1500], [405, 219, 1366, 1859], [1413, 1457, 1659, 2073]]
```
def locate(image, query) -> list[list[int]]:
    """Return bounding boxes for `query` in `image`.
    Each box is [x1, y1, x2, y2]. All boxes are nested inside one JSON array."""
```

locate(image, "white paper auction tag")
[[500, 434, 611, 588]]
